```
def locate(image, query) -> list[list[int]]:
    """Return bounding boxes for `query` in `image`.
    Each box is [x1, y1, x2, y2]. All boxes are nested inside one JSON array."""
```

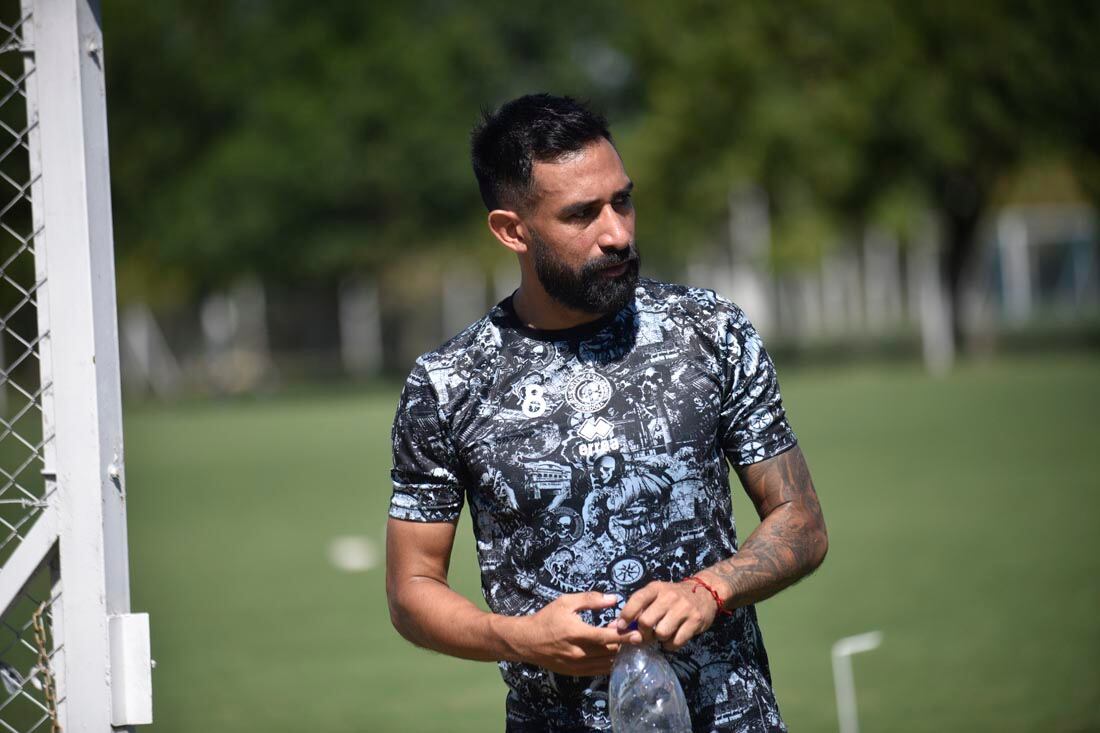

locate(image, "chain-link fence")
[[0, 3, 61, 731], [0, 583, 60, 733], [0, 2, 47, 563]]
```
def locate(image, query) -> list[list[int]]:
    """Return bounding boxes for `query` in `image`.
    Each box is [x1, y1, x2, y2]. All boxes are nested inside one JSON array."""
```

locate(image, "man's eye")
[[611, 197, 632, 213]]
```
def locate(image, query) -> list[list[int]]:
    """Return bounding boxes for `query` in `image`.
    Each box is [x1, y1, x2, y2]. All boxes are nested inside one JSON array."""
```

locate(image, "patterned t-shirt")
[[390, 279, 796, 732]]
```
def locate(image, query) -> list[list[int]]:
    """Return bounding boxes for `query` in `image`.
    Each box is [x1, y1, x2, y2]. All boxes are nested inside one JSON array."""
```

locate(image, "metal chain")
[[31, 601, 60, 733]]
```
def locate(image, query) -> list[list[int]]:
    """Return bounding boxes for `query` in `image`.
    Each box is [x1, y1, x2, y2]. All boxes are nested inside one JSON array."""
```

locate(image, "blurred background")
[[50, 0, 1100, 730]]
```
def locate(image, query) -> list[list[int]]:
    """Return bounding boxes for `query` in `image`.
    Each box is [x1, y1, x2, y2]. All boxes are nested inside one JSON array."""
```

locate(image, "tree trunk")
[[938, 172, 990, 354]]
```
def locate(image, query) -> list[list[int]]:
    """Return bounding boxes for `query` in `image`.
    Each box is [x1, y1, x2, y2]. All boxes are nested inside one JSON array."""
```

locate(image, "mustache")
[[583, 246, 639, 274]]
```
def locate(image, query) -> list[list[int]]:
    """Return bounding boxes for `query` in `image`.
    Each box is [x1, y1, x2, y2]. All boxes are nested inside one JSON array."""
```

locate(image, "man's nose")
[[596, 205, 632, 251]]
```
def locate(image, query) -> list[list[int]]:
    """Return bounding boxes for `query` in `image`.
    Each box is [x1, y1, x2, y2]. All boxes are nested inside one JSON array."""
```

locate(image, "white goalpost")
[[0, 1, 150, 730]]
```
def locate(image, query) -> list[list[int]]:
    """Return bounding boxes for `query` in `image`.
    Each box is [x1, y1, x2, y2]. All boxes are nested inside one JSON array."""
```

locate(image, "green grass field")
[[123, 355, 1100, 732]]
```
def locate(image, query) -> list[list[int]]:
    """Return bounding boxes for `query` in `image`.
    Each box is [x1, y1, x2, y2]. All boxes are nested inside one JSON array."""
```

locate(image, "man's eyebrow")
[[559, 181, 635, 217]]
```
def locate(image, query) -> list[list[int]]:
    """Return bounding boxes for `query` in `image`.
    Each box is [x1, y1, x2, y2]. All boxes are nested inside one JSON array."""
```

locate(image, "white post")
[[997, 213, 1032, 323], [200, 279, 272, 393], [22, 0, 66, 724], [338, 277, 383, 376], [120, 303, 182, 398], [832, 631, 883, 733], [774, 274, 794, 338], [910, 214, 954, 375], [821, 247, 862, 336], [862, 229, 902, 334], [230, 277, 271, 359], [726, 186, 774, 334], [797, 271, 824, 341], [30, 0, 146, 729]]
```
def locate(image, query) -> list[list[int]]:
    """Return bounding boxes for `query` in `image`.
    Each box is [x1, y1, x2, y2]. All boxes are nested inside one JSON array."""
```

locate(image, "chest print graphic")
[[566, 371, 612, 413], [577, 416, 620, 457], [520, 384, 548, 417]]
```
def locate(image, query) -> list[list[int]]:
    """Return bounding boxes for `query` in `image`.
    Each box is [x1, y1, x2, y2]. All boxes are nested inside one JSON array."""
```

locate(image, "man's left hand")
[[615, 580, 721, 651]]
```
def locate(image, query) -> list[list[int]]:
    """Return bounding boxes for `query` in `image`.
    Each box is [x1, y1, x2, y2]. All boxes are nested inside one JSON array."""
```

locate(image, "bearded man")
[[385, 93, 827, 732]]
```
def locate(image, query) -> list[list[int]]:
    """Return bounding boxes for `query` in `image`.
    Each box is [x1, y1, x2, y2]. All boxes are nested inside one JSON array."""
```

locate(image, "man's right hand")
[[504, 592, 643, 676]]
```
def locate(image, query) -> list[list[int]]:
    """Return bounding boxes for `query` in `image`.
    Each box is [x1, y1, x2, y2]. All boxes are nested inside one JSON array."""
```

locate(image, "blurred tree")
[[103, 0, 640, 303], [102, 0, 1098, 347], [623, 0, 1099, 348]]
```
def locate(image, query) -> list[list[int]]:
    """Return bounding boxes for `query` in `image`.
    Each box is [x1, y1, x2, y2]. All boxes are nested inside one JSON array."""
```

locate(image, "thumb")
[[564, 591, 620, 612]]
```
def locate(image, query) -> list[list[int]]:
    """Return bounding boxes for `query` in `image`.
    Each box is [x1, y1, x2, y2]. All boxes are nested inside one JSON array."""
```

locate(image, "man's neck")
[[511, 284, 605, 332]]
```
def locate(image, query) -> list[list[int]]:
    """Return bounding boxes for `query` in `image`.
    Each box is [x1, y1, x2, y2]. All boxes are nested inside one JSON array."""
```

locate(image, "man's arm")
[[617, 446, 827, 649], [386, 517, 640, 676], [697, 444, 827, 606]]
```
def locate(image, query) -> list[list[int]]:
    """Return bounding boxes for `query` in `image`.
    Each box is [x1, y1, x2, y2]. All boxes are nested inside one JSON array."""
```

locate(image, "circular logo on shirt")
[[566, 371, 612, 413], [550, 508, 584, 544], [748, 407, 773, 433], [610, 556, 646, 587]]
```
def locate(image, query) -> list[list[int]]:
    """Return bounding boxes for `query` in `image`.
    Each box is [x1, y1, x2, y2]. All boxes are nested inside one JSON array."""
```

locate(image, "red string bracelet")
[[684, 576, 732, 616]]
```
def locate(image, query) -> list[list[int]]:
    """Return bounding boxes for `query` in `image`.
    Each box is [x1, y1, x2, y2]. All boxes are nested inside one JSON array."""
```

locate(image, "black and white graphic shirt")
[[390, 279, 796, 732]]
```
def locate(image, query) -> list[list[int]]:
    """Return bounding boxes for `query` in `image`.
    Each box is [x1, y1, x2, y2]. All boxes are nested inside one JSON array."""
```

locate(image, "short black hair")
[[470, 93, 613, 211]]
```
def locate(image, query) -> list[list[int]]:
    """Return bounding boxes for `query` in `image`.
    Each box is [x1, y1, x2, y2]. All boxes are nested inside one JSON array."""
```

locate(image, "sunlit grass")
[[123, 355, 1100, 732]]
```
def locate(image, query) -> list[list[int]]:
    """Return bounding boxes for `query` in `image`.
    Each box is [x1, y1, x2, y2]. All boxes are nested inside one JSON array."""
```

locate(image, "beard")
[[528, 229, 640, 315]]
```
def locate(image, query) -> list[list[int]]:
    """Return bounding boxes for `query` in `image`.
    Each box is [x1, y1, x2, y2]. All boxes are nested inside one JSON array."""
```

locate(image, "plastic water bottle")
[[609, 641, 692, 732]]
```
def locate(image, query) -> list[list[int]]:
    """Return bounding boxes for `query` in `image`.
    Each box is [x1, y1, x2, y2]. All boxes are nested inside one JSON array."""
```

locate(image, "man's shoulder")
[[636, 278, 747, 325], [405, 307, 504, 402], [422, 310, 499, 360]]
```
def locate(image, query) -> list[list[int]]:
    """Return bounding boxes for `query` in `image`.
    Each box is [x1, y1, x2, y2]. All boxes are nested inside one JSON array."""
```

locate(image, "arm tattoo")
[[703, 446, 827, 609]]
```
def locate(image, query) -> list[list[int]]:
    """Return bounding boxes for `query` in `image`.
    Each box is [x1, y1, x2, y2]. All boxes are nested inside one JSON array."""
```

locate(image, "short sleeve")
[[715, 301, 797, 466], [389, 362, 466, 522]]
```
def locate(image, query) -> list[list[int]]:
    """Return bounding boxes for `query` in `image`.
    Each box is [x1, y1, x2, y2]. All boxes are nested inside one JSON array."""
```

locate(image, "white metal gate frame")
[[0, 1, 150, 729]]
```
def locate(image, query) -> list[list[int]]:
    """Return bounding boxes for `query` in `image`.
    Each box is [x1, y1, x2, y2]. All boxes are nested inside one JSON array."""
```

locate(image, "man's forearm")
[[697, 447, 828, 609], [389, 578, 629, 677], [386, 516, 627, 676], [388, 575, 524, 663], [697, 500, 828, 610]]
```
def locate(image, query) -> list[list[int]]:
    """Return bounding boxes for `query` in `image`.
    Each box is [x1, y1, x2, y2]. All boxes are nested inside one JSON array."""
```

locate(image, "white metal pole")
[[18, 2, 69, 726], [831, 631, 883, 733], [338, 278, 383, 376], [997, 213, 1032, 323], [30, 0, 143, 729], [914, 214, 954, 375]]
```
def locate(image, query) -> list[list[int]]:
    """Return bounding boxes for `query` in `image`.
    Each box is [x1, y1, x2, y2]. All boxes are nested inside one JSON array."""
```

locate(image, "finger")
[[617, 583, 661, 626], [559, 610, 633, 647], [577, 623, 635, 647], [632, 625, 658, 645], [655, 600, 704, 646], [653, 612, 685, 643], [576, 644, 618, 660], [662, 620, 700, 652], [626, 618, 661, 646], [564, 592, 620, 612], [558, 649, 616, 676], [636, 595, 675, 635], [571, 634, 620, 653]]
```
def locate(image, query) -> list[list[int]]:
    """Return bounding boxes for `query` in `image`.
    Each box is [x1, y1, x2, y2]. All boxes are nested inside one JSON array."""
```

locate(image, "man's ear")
[[487, 209, 529, 254]]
